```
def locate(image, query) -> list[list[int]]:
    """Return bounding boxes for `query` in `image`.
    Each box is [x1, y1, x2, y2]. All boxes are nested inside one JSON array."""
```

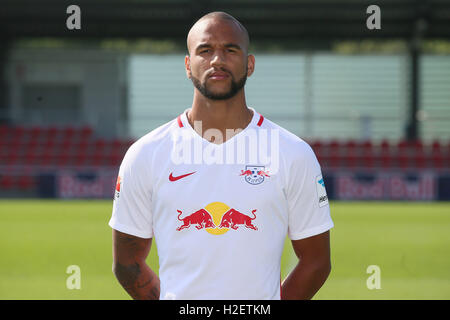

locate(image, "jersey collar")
[[176, 107, 264, 129], [176, 107, 264, 146]]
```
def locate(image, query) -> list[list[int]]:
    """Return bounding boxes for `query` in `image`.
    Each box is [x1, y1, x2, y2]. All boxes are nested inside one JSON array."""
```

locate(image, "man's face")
[[185, 18, 255, 100]]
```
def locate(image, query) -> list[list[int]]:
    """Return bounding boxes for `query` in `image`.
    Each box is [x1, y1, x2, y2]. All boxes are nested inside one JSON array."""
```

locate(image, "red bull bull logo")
[[176, 208, 215, 231], [218, 208, 258, 230], [176, 202, 258, 235]]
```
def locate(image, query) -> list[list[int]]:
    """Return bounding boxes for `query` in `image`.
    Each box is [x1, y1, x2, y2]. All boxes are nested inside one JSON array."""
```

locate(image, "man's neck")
[[187, 90, 253, 144]]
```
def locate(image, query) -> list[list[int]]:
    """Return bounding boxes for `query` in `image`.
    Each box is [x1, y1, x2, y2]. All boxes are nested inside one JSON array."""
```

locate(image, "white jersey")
[[109, 107, 333, 300]]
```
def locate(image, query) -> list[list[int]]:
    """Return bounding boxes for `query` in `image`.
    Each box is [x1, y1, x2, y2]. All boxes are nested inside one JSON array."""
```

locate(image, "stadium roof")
[[1, 0, 450, 44]]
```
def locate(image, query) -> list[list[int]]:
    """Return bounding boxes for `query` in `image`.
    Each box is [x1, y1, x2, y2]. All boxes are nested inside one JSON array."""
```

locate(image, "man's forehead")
[[187, 18, 247, 52]]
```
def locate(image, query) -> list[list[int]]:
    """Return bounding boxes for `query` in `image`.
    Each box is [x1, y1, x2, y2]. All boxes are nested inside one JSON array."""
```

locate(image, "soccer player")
[[109, 11, 333, 300]]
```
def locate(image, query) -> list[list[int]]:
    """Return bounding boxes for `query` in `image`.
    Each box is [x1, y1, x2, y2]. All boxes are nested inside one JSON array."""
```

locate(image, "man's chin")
[[191, 74, 246, 100], [203, 86, 236, 100], [204, 92, 236, 100]]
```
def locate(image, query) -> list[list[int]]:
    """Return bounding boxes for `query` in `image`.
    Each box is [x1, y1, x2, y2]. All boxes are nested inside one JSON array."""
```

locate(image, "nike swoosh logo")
[[169, 171, 196, 182]]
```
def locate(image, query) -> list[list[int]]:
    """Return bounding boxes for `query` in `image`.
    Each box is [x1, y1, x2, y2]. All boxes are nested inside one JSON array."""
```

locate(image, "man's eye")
[[200, 49, 210, 54]]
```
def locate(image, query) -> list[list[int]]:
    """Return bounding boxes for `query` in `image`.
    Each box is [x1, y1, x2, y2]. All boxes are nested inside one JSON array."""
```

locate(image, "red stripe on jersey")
[[177, 115, 183, 128], [257, 114, 264, 127]]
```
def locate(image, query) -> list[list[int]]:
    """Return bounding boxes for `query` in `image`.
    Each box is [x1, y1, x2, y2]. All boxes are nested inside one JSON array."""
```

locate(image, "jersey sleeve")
[[108, 143, 153, 239], [286, 142, 334, 240]]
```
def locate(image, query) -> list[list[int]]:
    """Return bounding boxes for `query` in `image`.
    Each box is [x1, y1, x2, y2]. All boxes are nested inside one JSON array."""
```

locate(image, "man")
[[109, 11, 333, 300]]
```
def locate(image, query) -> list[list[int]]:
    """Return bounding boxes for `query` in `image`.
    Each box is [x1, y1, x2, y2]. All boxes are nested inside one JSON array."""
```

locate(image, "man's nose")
[[211, 51, 225, 67]]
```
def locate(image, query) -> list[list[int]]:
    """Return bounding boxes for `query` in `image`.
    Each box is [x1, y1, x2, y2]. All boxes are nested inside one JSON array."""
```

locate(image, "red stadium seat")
[[431, 140, 441, 153], [397, 140, 408, 151], [25, 150, 38, 166], [107, 153, 122, 167], [444, 154, 450, 169], [80, 126, 93, 139], [344, 140, 357, 158], [91, 154, 104, 167], [379, 151, 394, 168], [310, 140, 323, 157], [75, 140, 89, 154], [111, 139, 122, 150], [0, 125, 8, 138], [60, 137, 73, 149], [408, 140, 424, 155], [413, 151, 427, 168], [0, 175, 12, 189], [40, 153, 51, 167], [360, 140, 373, 152], [30, 126, 42, 140], [17, 175, 34, 190], [345, 140, 357, 149], [0, 175, 14, 190], [397, 151, 410, 169], [62, 127, 75, 143], [319, 140, 340, 168], [6, 152, 19, 166], [74, 153, 87, 167], [380, 139, 390, 148], [11, 127, 25, 146], [431, 152, 444, 168], [361, 149, 375, 168], [342, 147, 358, 167], [328, 140, 340, 151], [398, 139, 423, 153], [43, 136, 56, 150], [380, 139, 390, 152], [56, 153, 70, 167], [318, 154, 329, 168], [94, 139, 106, 150], [25, 139, 39, 150], [47, 126, 58, 136], [12, 126, 25, 137], [327, 149, 340, 168]]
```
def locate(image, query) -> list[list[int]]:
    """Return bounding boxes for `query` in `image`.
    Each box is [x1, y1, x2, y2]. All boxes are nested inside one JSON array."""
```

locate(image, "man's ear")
[[247, 54, 255, 77], [185, 55, 191, 79]]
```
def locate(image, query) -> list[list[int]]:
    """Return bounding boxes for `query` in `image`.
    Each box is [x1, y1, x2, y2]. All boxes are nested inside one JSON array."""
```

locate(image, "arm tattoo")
[[114, 262, 141, 294], [114, 262, 160, 300], [113, 231, 160, 299]]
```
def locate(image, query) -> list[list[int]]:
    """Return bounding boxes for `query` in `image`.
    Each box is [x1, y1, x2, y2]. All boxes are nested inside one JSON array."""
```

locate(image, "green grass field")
[[0, 200, 449, 299]]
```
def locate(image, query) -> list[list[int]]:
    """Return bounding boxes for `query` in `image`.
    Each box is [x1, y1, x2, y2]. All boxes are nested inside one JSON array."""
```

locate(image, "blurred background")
[[0, 0, 449, 299]]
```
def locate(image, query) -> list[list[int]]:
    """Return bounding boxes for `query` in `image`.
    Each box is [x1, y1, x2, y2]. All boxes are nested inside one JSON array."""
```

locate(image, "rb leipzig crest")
[[240, 165, 270, 185]]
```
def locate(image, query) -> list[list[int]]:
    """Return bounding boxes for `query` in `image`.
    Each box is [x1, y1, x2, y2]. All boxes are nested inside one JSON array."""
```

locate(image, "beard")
[[190, 69, 247, 100]]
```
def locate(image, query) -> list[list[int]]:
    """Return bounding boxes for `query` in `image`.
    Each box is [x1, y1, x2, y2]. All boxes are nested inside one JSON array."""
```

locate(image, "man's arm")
[[112, 229, 160, 300], [281, 231, 331, 300]]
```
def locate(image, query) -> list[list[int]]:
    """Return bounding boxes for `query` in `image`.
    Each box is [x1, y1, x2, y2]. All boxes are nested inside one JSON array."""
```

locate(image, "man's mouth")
[[208, 71, 230, 80]]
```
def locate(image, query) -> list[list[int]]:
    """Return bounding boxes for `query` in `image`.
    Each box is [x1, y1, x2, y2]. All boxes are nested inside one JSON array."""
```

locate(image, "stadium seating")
[[0, 124, 449, 170], [0, 124, 449, 192], [308, 138, 450, 170]]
